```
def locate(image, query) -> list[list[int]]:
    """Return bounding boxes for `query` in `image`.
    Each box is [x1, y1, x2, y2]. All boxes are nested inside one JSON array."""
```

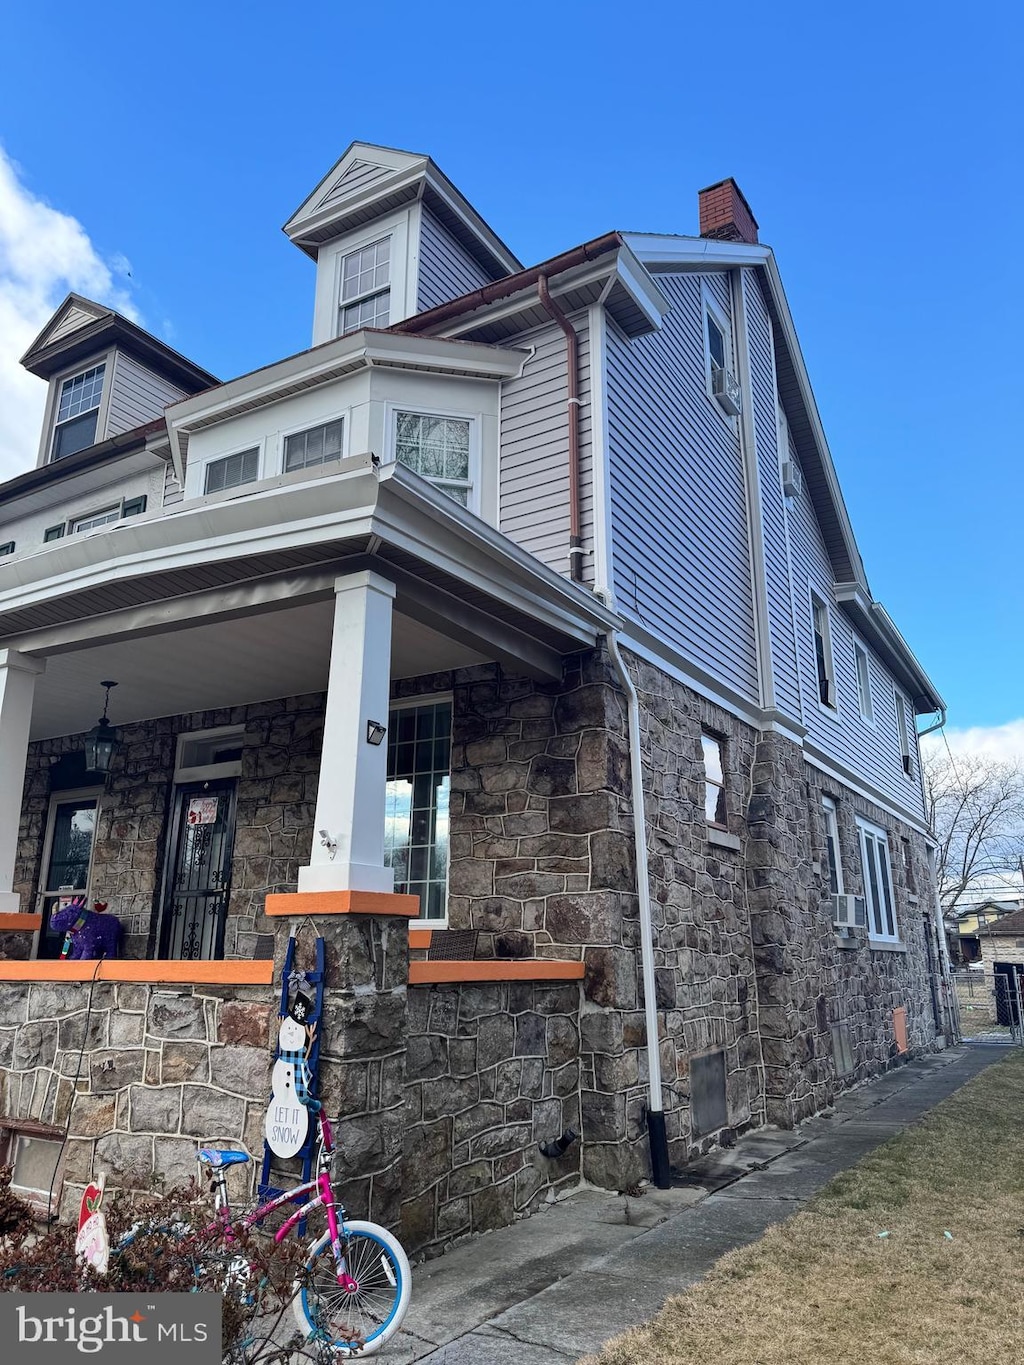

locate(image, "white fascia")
[[165, 330, 531, 481], [834, 584, 945, 713], [610, 242, 671, 331]]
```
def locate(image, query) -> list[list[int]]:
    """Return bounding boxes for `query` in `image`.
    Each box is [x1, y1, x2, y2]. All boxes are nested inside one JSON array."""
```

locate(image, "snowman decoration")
[[264, 999, 318, 1159]]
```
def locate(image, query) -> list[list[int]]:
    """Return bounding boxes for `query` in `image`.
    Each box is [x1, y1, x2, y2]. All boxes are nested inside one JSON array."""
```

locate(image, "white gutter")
[[605, 632, 670, 1187]]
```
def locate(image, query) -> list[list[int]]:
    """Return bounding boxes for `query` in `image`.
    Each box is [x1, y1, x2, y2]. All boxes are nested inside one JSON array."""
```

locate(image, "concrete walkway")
[[386, 1043, 1003, 1364]]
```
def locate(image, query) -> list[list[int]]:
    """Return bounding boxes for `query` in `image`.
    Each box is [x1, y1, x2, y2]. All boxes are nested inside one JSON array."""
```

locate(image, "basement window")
[[0, 1119, 66, 1216]]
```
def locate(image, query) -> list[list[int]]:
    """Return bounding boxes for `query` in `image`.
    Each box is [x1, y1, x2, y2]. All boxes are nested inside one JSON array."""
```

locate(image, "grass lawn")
[[580, 1051, 1024, 1365]]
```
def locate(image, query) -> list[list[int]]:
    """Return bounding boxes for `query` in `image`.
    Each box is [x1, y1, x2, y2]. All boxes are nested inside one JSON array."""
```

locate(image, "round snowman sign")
[[264, 1015, 310, 1158]]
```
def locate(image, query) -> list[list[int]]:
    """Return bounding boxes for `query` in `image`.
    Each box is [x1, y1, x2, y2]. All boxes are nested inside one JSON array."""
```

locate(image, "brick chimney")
[[698, 179, 759, 244]]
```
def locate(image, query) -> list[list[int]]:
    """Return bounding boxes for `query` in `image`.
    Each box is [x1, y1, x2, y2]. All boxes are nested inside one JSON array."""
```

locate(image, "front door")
[[160, 781, 237, 960]]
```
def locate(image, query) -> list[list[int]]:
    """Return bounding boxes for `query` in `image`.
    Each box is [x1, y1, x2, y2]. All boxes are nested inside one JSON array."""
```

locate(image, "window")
[[900, 838, 916, 893], [38, 791, 100, 958], [394, 412, 472, 506], [0, 1122, 65, 1216], [0, 541, 14, 556], [858, 819, 898, 942], [339, 236, 391, 335], [51, 364, 105, 460], [384, 700, 451, 921], [854, 641, 873, 722], [205, 447, 259, 494], [706, 311, 727, 384], [44, 495, 148, 542], [811, 594, 836, 708], [895, 692, 915, 777], [701, 733, 727, 828], [284, 419, 345, 473], [822, 797, 844, 895]]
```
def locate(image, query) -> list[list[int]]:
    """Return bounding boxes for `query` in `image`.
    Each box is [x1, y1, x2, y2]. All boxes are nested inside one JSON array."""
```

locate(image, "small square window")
[[0, 541, 14, 557], [205, 448, 260, 495], [700, 733, 727, 828], [0, 1121, 66, 1215]]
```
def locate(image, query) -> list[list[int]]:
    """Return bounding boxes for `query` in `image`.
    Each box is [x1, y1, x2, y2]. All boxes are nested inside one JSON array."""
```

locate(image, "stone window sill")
[[0, 960, 274, 985], [906, 894, 920, 906], [868, 940, 907, 954], [706, 827, 742, 853]]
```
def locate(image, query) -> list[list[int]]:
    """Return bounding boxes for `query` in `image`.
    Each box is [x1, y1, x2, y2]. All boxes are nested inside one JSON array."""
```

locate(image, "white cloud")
[[0, 146, 139, 481], [922, 718, 1024, 766]]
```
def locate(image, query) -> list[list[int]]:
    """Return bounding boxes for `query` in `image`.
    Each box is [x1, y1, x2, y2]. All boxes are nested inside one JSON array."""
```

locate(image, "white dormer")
[[283, 143, 521, 348]]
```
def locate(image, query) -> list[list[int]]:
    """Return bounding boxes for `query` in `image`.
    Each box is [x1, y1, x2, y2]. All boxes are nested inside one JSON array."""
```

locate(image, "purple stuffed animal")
[[49, 897, 121, 960]]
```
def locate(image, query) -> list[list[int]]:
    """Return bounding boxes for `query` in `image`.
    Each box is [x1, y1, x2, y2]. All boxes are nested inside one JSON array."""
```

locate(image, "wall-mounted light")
[[366, 720, 387, 746], [84, 680, 118, 774], [318, 829, 338, 860]]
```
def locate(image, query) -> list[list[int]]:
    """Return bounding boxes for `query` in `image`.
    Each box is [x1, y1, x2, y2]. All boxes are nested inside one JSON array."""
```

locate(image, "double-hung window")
[[394, 412, 473, 506], [51, 364, 105, 460], [822, 797, 844, 896], [854, 641, 873, 722], [339, 237, 391, 334], [857, 818, 898, 942], [895, 692, 915, 777], [284, 419, 344, 473], [811, 593, 836, 709], [384, 699, 451, 922], [701, 732, 728, 828]]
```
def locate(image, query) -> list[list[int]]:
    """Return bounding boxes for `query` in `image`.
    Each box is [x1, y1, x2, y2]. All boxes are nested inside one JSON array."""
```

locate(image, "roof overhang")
[[164, 330, 532, 478], [0, 425, 168, 521], [834, 583, 945, 714]]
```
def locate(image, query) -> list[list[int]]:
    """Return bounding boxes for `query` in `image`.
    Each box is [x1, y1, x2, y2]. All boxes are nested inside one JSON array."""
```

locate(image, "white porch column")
[[0, 649, 45, 913], [298, 571, 396, 894]]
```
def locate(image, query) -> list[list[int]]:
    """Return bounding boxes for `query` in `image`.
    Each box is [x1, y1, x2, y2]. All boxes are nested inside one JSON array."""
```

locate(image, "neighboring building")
[[976, 909, 1024, 1025], [0, 144, 954, 1250], [948, 898, 1023, 964]]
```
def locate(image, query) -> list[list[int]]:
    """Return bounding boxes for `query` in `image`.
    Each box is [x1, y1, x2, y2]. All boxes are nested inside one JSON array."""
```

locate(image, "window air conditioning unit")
[[781, 461, 803, 500], [832, 892, 867, 929], [712, 368, 742, 416]]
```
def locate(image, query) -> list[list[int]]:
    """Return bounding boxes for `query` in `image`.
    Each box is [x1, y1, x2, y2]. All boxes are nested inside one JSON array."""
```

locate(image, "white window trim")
[[822, 796, 845, 895], [195, 441, 265, 499], [388, 693, 453, 929], [312, 207, 416, 345], [44, 492, 148, 543], [700, 283, 736, 420], [700, 731, 728, 831], [279, 413, 349, 476], [35, 787, 104, 952], [38, 349, 116, 467], [808, 587, 838, 713], [857, 816, 900, 945], [385, 402, 481, 515], [853, 637, 875, 726], [174, 725, 245, 783]]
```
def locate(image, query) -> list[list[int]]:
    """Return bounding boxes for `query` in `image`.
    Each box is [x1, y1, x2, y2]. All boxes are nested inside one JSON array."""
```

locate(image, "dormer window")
[[51, 363, 105, 460], [340, 237, 391, 334]]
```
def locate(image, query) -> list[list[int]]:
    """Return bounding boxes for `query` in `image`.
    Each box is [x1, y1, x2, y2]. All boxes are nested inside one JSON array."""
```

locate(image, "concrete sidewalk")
[[386, 1043, 1003, 1364]]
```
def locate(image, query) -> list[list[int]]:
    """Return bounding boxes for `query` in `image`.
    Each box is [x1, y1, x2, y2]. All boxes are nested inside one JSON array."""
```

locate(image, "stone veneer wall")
[[12, 695, 326, 958], [401, 979, 581, 1256], [0, 979, 277, 1219]]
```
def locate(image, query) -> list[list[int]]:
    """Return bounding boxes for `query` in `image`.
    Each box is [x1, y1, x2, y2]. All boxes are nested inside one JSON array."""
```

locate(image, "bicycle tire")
[[293, 1219, 411, 1358]]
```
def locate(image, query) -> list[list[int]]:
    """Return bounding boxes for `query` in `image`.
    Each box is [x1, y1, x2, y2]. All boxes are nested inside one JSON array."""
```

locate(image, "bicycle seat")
[[198, 1148, 251, 1168]]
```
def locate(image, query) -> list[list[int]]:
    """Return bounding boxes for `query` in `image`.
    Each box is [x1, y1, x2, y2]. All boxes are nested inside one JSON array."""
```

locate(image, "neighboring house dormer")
[[20, 294, 217, 469], [282, 143, 522, 346]]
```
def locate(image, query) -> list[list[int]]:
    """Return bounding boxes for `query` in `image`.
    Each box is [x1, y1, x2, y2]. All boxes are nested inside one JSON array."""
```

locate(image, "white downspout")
[[605, 632, 670, 1187]]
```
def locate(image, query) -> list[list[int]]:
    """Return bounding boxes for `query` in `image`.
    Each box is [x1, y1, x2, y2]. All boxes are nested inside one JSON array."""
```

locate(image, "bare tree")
[[922, 747, 1024, 915]]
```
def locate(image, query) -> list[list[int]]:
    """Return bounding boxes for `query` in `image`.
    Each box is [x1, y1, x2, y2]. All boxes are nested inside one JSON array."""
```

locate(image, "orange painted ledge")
[[0, 960, 274, 985], [0, 914, 42, 931], [409, 959, 585, 985], [408, 929, 433, 949], [265, 890, 420, 918]]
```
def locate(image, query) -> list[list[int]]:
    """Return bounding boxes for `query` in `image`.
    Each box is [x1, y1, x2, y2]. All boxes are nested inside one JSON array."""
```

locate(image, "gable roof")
[[21, 293, 218, 393], [283, 141, 522, 280]]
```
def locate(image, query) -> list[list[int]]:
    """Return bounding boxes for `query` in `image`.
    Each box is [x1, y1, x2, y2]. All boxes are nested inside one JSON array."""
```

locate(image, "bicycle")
[[194, 1107, 411, 1359]]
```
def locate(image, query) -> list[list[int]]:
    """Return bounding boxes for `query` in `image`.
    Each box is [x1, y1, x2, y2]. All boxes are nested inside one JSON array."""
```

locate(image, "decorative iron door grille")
[[160, 780, 237, 960]]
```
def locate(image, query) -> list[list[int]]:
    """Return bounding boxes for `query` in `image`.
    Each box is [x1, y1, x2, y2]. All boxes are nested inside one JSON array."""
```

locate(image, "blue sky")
[[0, 0, 1020, 749]]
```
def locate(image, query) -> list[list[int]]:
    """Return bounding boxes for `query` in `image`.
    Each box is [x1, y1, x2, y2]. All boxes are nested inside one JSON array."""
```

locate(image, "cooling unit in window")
[[832, 892, 867, 929], [781, 461, 803, 500], [712, 368, 743, 416]]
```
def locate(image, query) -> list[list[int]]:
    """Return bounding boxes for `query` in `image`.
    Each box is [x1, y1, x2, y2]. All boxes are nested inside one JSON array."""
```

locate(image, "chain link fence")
[[954, 965, 1024, 1044]]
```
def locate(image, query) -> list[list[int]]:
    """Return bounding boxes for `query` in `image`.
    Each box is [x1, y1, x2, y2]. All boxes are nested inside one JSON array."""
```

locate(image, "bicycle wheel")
[[293, 1219, 411, 1358]]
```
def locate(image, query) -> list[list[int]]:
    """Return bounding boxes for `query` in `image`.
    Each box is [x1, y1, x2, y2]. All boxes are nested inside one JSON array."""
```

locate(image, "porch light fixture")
[[84, 680, 118, 774], [366, 720, 387, 746]]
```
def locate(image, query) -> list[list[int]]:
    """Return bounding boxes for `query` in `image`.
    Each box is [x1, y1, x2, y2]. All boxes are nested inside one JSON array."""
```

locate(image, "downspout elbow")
[[917, 706, 947, 738]]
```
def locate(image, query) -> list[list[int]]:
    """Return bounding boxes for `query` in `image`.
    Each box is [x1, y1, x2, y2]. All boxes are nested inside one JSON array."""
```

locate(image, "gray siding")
[[106, 353, 186, 437], [49, 304, 99, 345], [417, 208, 494, 312], [321, 159, 394, 210], [606, 272, 760, 704], [499, 316, 594, 584], [785, 425, 925, 814], [743, 270, 802, 719]]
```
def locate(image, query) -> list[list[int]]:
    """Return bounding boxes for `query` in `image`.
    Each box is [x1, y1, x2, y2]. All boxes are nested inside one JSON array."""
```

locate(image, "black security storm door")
[[160, 780, 237, 960]]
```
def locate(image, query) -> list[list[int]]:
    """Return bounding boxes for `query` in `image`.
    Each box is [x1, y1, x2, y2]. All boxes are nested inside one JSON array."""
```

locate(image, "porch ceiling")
[[28, 604, 486, 740]]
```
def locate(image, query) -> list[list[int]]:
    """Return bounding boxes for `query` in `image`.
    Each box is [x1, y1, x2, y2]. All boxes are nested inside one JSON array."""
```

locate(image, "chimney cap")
[[697, 178, 759, 244]]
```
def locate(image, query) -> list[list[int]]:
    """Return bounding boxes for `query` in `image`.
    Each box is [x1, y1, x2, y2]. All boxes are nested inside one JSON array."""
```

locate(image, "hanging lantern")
[[84, 681, 118, 774]]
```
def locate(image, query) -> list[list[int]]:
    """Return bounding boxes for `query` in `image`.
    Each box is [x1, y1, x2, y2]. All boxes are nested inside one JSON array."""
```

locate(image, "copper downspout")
[[536, 275, 584, 583]]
